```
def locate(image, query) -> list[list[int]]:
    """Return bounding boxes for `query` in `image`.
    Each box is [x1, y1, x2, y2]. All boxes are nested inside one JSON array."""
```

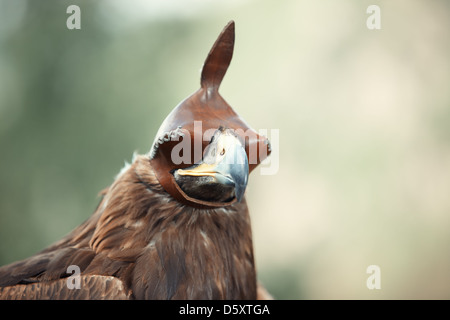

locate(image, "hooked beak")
[[176, 128, 249, 202]]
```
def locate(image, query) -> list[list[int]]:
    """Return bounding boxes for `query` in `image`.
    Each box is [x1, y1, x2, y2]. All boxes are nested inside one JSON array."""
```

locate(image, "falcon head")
[[173, 127, 249, 203], [149, 21, 271, 208]]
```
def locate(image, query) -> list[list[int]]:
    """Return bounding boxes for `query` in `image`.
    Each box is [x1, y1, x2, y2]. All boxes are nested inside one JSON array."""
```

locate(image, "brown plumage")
[[0, 21, 272, 300], [0, 155, 258, 299]]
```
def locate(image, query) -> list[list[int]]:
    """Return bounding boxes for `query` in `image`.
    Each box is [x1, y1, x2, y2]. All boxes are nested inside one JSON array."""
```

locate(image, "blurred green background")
[[1, 0, 450, 299]]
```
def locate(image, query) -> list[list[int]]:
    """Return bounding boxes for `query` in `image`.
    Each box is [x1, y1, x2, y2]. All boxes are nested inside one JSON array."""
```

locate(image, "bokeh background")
[[1, 0, 450, 299]]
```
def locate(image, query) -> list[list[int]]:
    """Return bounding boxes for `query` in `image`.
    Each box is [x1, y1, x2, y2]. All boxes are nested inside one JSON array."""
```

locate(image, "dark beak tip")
[[234, 180, 247, 203], [235, 191, 242, 202]]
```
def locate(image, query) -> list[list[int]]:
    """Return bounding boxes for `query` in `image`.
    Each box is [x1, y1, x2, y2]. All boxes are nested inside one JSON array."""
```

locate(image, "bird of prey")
[[0, 21, 272, 300]]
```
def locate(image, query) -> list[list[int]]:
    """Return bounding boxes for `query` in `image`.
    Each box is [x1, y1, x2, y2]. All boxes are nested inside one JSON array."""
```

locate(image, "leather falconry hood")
[[149, 21, 271, 208]]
